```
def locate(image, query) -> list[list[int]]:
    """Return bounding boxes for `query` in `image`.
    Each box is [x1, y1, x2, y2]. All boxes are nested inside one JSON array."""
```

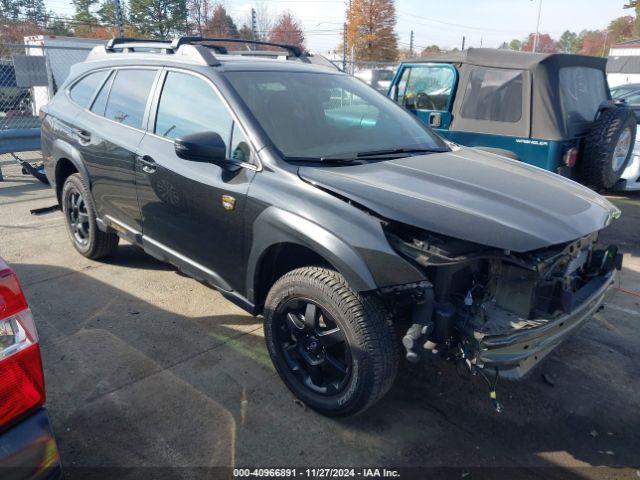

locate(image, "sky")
[[44, 0, 632, 55]]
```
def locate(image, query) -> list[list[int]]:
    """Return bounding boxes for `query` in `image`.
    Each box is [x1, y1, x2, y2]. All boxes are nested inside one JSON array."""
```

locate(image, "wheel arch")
[[247, 207, 380, 314], [51, 139, 91, 204]]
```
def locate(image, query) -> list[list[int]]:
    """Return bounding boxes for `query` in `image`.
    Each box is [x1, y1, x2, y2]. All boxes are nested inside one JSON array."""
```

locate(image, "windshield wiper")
[[319, 147, 446, 162], [355, 147, 447, 158], [285, 155, 363, 165]]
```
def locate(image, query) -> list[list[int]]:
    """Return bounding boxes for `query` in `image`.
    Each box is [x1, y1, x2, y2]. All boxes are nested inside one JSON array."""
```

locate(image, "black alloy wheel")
[[275, 298, 351, 395], [61, 173, 119, 259], [263, 267, 399, 416], [65, 188, 90, 246]]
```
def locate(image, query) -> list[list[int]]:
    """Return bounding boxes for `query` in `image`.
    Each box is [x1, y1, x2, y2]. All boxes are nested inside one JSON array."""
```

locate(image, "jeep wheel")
[[580, 106, 637, 190], [263, 267, 398, 417], [61, 173, 119, 259]]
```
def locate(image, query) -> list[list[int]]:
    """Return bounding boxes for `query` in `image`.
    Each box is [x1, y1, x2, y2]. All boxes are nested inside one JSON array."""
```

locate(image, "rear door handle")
[[75, 129, 91, 143], [136, 155, 157, 173]]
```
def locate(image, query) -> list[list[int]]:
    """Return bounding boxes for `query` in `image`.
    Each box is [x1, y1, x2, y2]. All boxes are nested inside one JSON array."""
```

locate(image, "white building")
[[607, 39, 640, 87]]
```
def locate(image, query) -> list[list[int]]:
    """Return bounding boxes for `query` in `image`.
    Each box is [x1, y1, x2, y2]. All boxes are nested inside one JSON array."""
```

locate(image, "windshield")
[[225, 71, 447, 160]]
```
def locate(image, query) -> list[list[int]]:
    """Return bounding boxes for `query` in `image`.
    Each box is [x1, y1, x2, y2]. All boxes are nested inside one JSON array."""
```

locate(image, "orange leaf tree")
[[269, 12, 305, 52], [346, 0, 398, 62]]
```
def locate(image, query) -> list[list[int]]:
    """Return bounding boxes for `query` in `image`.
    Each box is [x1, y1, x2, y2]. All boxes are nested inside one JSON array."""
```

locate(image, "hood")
[[298, 147, 619, 252]]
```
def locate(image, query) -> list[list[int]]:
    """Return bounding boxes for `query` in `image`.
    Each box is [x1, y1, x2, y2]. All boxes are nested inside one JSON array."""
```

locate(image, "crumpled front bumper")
[[475, 271, 616, 380]]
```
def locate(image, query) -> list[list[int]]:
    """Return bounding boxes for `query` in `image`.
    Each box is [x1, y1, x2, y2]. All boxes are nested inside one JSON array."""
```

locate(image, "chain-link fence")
[[0, 42, 95, 180]]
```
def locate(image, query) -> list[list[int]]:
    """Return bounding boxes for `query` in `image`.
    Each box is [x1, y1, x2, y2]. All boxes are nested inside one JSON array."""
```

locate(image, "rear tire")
[[61, 173, 119, 259], [263, 267, 399, 417], [580, 106, 636, 190]]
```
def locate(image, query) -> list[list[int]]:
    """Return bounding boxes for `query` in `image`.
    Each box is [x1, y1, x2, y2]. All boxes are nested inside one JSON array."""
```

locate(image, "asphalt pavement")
[[1, 160, 639, 479]]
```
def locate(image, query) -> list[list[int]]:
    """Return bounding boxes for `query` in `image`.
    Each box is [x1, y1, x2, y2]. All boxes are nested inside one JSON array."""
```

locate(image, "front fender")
[[246, 207, 377, 299], [246, 205, 426, 302]]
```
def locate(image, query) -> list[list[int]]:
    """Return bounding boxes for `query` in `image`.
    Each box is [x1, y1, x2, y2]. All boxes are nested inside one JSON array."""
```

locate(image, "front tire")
[[61, 173, 119, 259], [263, 267, 398, 416]]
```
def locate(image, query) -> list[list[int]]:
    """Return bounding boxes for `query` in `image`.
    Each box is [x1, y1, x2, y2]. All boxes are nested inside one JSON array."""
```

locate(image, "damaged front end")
[[383, 224, 622, 382]]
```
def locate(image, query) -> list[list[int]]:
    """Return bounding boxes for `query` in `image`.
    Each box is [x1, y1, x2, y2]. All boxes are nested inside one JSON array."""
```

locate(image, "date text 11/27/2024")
[[233, 468, 401, 478]]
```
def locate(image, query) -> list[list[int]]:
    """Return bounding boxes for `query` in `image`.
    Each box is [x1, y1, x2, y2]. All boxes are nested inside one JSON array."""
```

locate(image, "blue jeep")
[[388, 48, 637, 190]]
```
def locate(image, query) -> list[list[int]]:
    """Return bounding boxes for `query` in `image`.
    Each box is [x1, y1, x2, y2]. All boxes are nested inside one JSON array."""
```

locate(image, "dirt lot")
[[1, 159, 639, 479]]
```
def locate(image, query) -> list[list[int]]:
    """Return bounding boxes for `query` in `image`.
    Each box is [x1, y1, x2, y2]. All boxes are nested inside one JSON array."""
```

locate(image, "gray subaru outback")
[[41, 37, 622, 416]]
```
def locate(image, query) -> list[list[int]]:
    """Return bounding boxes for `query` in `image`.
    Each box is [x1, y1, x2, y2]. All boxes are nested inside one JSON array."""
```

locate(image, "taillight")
[[0, 262, 45, 429], [564, 147, 578, 168]]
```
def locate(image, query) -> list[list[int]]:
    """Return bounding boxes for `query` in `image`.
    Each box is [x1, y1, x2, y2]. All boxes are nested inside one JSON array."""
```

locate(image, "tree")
[[522, 33, 558, 53], [269, 12, 305, 51], [608, 15, 635, 45], [0, 0, 22, 21], [96, 0, 118, 24], [129, 0, 187, 39], [73, 0, 98, 24], [420, 45, 441, 57], [187, 0, 210, 35], [238, 23, 252, 40], [623, 1, 640, 35], [578, 30, 608, 56], [203, 3, 238, 38], [346, 0, 398, 62], [47, 15, 74, 36], [508, 38, 522, 51], [558, 30, 581, 53], [0, 20, 43, 45], [21, 0, 48, 26]]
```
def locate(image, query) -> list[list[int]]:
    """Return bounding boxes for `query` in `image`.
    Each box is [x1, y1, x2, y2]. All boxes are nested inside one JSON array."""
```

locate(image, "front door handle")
[[75, 129, 91, 143], [136, 155, 156, 173]]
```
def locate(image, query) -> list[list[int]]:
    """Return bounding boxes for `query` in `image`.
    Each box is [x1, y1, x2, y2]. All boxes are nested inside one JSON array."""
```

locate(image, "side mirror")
[[174, 131, 226, 163]]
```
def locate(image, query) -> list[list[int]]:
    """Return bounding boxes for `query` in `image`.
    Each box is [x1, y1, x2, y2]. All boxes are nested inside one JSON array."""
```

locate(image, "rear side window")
[[90, 71, 114, 116], [154, 71, 233, 141], [69, 70, 109, 108], [104, 69, 157, 128], [560, 67, 607, 125], [460, 67, 523, 123]]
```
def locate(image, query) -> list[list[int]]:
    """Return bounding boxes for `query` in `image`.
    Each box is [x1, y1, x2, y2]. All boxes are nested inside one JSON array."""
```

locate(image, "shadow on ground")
[[13, 249, 640, 479]]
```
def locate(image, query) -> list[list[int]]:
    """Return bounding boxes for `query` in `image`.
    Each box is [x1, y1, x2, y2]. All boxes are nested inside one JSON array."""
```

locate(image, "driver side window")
[[398, 66, 455, 111]]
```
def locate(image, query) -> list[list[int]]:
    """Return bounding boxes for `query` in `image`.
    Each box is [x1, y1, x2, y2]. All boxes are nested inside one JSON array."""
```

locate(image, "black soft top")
[[408, 48, 606, 71], [403, 48, 609, 140]]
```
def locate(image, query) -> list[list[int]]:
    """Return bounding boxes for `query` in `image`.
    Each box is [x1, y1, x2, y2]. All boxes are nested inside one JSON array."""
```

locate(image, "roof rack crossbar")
[[105, 37, 174, 52], [171, 37, 303, 57]]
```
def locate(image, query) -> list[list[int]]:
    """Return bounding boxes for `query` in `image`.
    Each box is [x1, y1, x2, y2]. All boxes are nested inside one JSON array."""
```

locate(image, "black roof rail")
[[105, 37, 174, 52], [171, 37, 304, 57]]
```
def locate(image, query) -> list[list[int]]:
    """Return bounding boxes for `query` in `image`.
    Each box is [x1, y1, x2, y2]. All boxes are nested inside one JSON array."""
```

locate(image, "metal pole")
[[409, 30, 414, 55], [462, 35, 466, 51], [602, 30, 609, 57], [112, 0, 124, 38], [251, 8, 257, 42], [532, 0, 542, 53], [351, 44, 355, 74], [343, 22, 347, 72]]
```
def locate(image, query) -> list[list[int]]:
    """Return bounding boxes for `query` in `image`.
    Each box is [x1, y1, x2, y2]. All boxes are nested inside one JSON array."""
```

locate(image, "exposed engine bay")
[[382, 222, 621, 409]]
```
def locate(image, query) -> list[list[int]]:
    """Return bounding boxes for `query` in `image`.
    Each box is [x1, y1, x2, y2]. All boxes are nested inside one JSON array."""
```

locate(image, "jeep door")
[[72, 67, 159, 232], [135, 69, 256, 293], [391, 64, 457, 134]]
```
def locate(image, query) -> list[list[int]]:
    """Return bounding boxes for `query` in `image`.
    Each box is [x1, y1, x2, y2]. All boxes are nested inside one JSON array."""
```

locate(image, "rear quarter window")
[[559, 67, 607, 126], [68, 70, 109, 108], [460, 67, 523, 123]]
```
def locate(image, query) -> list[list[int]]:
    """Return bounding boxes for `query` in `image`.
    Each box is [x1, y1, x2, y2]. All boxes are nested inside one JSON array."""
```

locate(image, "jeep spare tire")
[[580, 106, 637, 190]]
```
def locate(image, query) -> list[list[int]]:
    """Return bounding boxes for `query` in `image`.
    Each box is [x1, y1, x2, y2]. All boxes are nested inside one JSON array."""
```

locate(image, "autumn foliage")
[[346, 0, 398, 62], [269, 12, 305, 51]]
